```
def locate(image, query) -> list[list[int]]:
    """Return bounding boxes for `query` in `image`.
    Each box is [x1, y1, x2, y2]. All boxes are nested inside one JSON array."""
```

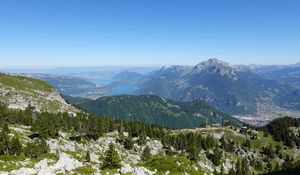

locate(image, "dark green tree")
[[31, 115, 58, 138], [10, 136, 22, 155], [187, 144, 200, 161], [25, 139, 49, 158], [102, 143, 121, 169], [124, 136, 134, 150], [211, 148, 222, 166], [0, 122, 10, 155], [85, 151, 91, 163], [141, 145, 151, 162]]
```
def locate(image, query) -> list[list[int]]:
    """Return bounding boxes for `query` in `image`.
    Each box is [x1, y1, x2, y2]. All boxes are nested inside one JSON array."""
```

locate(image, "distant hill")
[[0, 73, 77, 113], [64, 94, 242, 129]]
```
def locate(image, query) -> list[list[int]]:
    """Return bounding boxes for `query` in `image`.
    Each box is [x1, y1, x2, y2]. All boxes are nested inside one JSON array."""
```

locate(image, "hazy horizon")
[[1, 58, 300, 70]]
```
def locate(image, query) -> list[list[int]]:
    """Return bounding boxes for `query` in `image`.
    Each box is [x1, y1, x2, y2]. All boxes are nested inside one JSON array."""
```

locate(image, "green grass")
[[65, 151, 84, 162], [73, 165, 97, 175], [220, 129, 245, 144], [145, 155, 206, 175], [0, 73, 53, 92], [100, 168, 119, 175], [251, 131, 285, 149], [0, 154, 30, 172]]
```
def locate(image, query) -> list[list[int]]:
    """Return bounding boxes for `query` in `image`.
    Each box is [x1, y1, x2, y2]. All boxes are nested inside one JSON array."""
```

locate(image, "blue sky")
[[0, 0, 299, 68]]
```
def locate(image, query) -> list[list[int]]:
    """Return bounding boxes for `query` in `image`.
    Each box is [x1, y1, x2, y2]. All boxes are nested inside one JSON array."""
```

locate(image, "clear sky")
[[0, 0, 299, 68]]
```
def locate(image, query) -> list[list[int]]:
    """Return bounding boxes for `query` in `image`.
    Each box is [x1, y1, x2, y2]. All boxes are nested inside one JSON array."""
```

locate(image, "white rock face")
[[146, 140, 163, 155], [132, 167, 156, 175], [0, 78, 78, 113], [10, 153, 83, 175], [119, 163, 134, 174], [10, 168, 37, 175], [53, 153, 83, 172], [34, 159, 49, 170]]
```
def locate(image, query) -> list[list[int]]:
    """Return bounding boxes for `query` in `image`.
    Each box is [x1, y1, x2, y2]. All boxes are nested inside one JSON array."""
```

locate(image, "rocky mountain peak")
[[194, 58, 237, 79]]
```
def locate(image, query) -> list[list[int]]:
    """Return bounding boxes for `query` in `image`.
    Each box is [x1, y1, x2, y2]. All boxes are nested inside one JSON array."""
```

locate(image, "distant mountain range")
[[136, 59, 300, 116], [65, 94, 242, 129]]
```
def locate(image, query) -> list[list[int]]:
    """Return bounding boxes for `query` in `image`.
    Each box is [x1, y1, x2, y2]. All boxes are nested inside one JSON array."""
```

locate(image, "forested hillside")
[[65, 94, 242, 129]]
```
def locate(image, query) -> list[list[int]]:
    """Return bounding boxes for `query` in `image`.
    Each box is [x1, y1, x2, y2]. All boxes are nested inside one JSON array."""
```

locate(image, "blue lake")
[[109, 85, 138, 95]]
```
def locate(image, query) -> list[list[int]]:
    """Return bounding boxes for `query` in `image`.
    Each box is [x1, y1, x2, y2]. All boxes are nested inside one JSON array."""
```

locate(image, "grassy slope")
[[0, 73, 53, 92], [0, 73, 77, 113]]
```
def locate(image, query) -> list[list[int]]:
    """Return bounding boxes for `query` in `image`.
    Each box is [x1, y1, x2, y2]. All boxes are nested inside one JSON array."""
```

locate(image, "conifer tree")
[[211, 148, 222, 166], [102, 143, 121, 169], [124, 136, 134, 150], [10, 136, 22, 155], [85, 151, 91, 163], [25, 138, 49, 158], [187, 144, 200, 161], [0, 122, 10, 155], [141, 145, 151, 162]]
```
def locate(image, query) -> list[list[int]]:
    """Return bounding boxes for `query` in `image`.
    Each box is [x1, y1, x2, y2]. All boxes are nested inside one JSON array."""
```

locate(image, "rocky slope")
[[0, 73, 77, 113], [1, 122, 299, 175]]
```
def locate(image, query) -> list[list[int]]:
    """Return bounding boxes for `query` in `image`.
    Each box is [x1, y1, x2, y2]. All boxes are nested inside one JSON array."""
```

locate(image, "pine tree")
[[138, 133, 146, 145], [164, 144, 173, 156], [102, 143, 121, 169], [212, 148, 222, 166], [187, 144, 200, 161], [124, 136, 134, 150], [24, 138, 49, 158], [141, 145, 151, 162], [85, 151, 91, 163], [220, 136, 226, 149], [0, 122, 10, 155], [10, 136, 22, 155]]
